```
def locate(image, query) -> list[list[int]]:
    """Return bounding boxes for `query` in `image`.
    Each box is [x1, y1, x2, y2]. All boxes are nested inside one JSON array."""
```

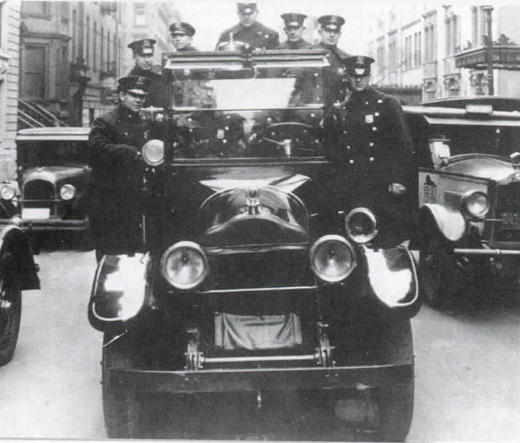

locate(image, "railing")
[[18, 100, 68, 129]]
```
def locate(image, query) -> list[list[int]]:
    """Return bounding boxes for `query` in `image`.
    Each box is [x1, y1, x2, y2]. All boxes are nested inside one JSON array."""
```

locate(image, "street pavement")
[[0, 249, 518, 441]]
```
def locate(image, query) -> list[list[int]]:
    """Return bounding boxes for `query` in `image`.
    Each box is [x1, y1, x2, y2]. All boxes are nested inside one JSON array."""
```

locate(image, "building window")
[[72, 9, 77, 60], [424, 24, 436, 62], [134, 3, 146, 26], [93, 22, 97, 71], [445, 15, 459, 55], [0, 2, 4, 49], [472, 7, 479, 47], [22, 45, 47, 100], [22, 1, 50, 17], [61, 2, 70, 23], [86, 16, 90, 67], [101, 27, 104, 72]]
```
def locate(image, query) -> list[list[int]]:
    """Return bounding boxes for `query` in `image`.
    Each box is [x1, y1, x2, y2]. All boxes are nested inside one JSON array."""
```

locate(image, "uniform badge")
[[337, 67, 345, 75], [365, 114, 374, 124], [217, 129, 225, 139]]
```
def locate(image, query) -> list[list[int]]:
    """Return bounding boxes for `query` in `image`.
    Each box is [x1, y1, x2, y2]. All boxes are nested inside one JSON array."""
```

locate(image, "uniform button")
[[187, 117, 192, 122], [375, 112, 379, 116], [189, 128, 193, 132], [349, 159, 354, 164], [223, 139, 227, 144], [365, 101, 369, 105], [316, 85, 320, 88], [342, 106, 346, 110], [346, 145, 351, 150], [226, 115, 231, 119], [372, 127, 377, 131], [377, 99, 383, 103], [225, 126, 229, 130], [310, 113, 316, 118], [267, 117, 272, 122], [369, 157, 374, 162], [314, 72, 319, 77], [369, 142, 374, 147], [343, 130, 347, 134]]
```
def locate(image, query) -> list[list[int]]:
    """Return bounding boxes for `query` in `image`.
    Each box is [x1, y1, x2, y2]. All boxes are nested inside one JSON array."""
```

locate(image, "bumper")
[[107, 363, 412, 395], [0, 218, 88, 232], [455, 248, 520, 257]]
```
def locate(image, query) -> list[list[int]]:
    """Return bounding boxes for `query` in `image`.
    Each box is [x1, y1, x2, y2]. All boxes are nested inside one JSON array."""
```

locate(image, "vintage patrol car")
[[406, 97, 520, 306], [0, 127, 90, 240], [89, 49, 421, 440]]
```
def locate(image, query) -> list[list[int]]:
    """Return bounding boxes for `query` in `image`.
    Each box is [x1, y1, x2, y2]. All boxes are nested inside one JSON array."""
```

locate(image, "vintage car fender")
[[360, 246, 421, 320], [88, 253, 152, 332], [418, 203, 466, 242], [0, 224, 40, 290]]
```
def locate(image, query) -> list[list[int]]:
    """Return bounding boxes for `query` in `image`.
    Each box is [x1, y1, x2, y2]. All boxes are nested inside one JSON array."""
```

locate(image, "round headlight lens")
[[463, 191, 489, 218], [0, 184, 16, 201], [345, 208, 378, 244], [60, 184, 76, 200], [309, 235, 357, 283], [160, 241, 209, 290], [142, 139, 165, 167]]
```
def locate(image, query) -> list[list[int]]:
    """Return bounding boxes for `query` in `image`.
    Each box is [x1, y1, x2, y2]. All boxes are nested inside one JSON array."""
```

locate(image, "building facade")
[[368, 4, 520, 102], [0, 0, 21, 180]]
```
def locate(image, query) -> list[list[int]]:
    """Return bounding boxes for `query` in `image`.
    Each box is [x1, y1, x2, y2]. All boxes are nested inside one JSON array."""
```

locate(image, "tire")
[[0, 266, 22, 366], [419, 230, 458, 307], [102, 332, 140, 438], [377, 319, 414, 442]]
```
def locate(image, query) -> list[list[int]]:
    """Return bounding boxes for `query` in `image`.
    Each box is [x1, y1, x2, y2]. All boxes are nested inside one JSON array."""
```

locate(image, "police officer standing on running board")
[[279, 13, 311, 50], [329, 56, 415, 245], [87, 76, 152, 262], [216, 3, 280, 50]]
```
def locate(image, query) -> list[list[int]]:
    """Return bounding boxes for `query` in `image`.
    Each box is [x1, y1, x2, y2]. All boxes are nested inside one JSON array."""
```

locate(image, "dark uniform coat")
[[278, 38, 312, 50], [176, 44, 199, 52], [312, 42, 350, 107], [216, 22, 280, 50], [88, 104, 150, 258], [329, 86, 415, 243], [127, 65, 165, 108]]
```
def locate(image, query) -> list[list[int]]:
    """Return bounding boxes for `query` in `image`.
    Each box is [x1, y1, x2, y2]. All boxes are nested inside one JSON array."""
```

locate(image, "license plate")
[[22, 208, 51, 220], [500, 212, 520, 229]]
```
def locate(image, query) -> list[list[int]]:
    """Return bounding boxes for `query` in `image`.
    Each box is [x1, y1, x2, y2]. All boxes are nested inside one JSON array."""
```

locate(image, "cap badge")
[[357, 56, 364, 65]]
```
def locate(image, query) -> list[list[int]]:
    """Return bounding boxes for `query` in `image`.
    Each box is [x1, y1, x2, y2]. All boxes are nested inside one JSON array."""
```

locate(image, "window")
[[0, 2, 3, 48], [72, 9, 77, 60], [472, 7, 479, 47], [61, 2, 70, 23], [93, 22, 97, 71], [134, 3, 146, 26], [101, 27, 104, 71], [22, 45, 46, 100], [22, 1, 49, 17], [86, 16, 90, 67], [445, 15, 459, 55]]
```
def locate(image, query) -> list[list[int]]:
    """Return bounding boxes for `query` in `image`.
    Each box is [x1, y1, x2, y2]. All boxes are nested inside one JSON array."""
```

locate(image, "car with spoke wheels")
[[88, 49, 422, 441], [406, 97, 520, 306]]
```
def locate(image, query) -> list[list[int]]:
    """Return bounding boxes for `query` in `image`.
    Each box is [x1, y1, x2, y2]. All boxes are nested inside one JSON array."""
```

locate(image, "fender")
[[88, 253, 152, 332], [418, 203, 466, 242], [0, 225, 40, 290], [360, 245, 421, 320]]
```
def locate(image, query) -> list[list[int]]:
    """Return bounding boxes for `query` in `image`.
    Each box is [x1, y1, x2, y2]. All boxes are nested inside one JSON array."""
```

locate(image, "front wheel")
[[0, 266, 22, 366], [102, 332, 140, 438]]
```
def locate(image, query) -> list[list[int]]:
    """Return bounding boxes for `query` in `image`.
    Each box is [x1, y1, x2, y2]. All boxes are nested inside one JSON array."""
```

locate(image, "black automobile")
[[0, 127, 90, 240], [88, 49, 421, 440], [406, 97, 520, 306]]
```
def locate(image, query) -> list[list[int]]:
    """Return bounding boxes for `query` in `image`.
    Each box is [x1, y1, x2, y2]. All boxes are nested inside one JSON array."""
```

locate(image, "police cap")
[[237, 3, 257, 14], [169, 22, 196, 37], [281, 13, 307, 28], [318, 15, 345, 32], [342, 55, 375, 76], [128, 38, 156, 55], [118, 76, 150, 95]]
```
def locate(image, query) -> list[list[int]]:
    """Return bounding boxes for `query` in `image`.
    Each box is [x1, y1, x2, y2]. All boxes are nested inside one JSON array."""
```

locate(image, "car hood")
[[22, 166, 89, 186], [442, 154, 520, 184], [197, 174, 311, 247]]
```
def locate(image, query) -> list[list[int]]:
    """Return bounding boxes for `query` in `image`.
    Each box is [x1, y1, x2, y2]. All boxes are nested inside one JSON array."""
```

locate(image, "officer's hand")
[[388, 183, 407, 196]]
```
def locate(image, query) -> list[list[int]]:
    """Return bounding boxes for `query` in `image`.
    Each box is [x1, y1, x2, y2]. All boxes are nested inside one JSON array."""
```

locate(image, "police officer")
[[88, 76, 151, 261], [170, 22, 199, 52], [330, 56, 415, 245], [279, 13, 311, 49], [312, 15, 350, 107], [216, 3, 280, 50], [127, 38, 164, 108]]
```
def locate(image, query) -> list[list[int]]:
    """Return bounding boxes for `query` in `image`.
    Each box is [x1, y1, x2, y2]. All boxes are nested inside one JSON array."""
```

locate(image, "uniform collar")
[[117, 104, 141, 120]]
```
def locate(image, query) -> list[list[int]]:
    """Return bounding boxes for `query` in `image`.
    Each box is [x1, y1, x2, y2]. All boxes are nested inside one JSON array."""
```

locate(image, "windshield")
[[432, 124, 520, 159], [17, 140, 89, 168], [164, 51, 327, 160]]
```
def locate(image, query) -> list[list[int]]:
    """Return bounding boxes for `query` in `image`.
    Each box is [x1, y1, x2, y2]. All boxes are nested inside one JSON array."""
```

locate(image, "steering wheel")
[[253, 122, 321, 157]]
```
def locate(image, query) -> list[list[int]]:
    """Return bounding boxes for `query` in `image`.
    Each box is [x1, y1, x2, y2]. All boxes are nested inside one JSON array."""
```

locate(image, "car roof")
[[16, 127, 90, 141], [421, 96, 520, 112]]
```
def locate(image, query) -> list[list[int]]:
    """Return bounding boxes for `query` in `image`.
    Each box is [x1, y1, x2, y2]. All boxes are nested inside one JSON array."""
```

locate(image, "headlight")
[[344, 208, 378, 244], [60, 184, 76, 200], [462, 191, 489, 218], [142, 139, 164, 166], [0, 184, 16, 201], [160, 241, 209, 290], [309, 235, 357, 283]]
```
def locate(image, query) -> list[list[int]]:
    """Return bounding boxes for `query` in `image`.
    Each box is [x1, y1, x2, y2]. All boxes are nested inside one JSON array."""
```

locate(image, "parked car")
[[0, 127, 91, 245], [88, 49, 421, 440], [405, 97, 520, 306]]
